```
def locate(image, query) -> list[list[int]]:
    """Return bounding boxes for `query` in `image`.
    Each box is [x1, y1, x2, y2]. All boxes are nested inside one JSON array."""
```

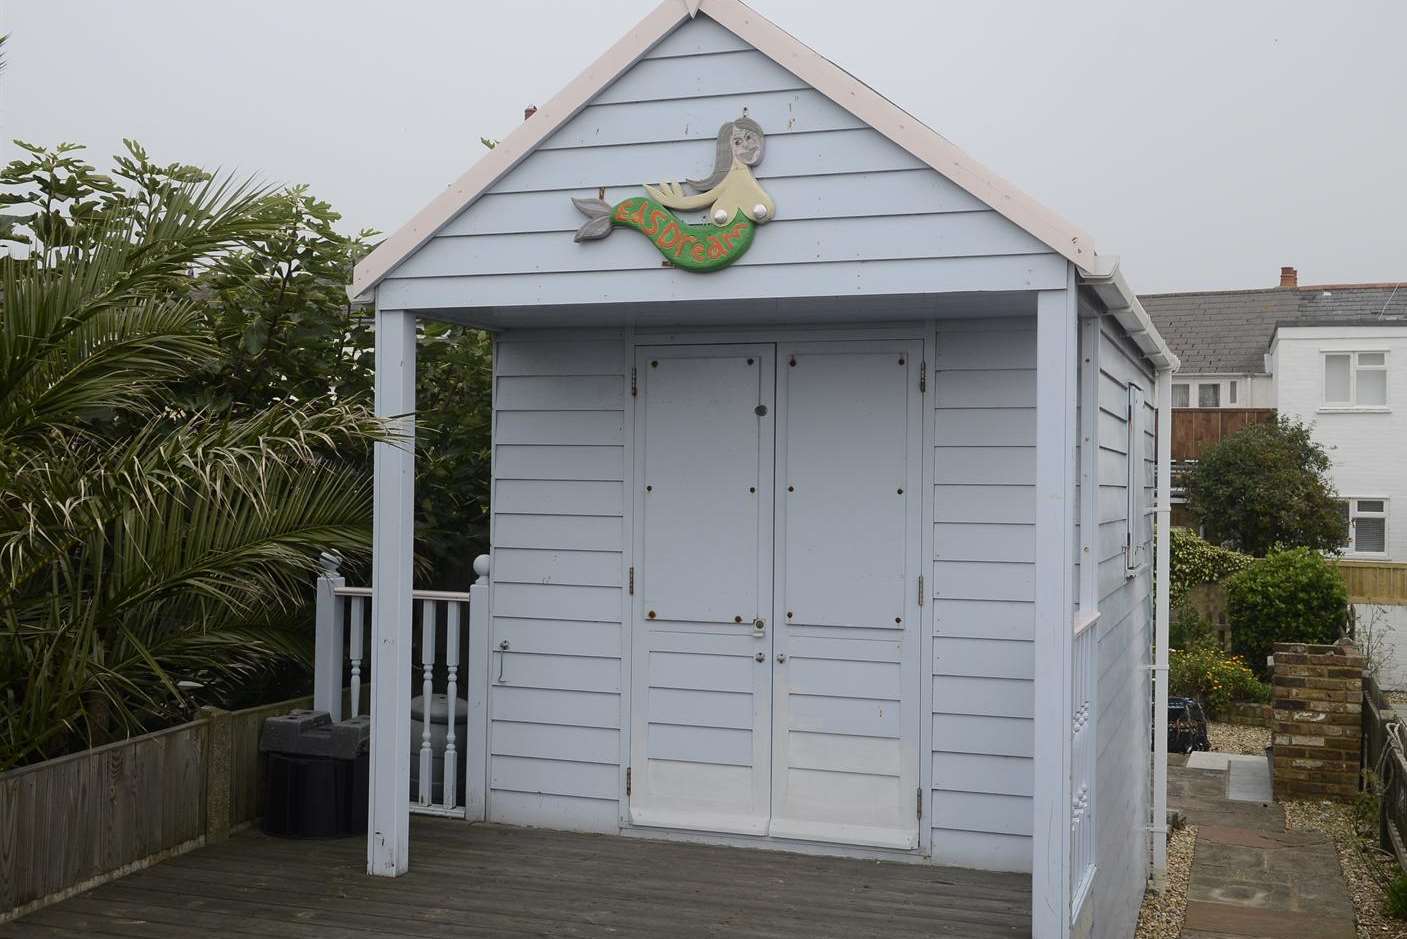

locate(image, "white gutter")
[[1150, 366, 1173, 888], [1081, 254, 1177, 888], [1078, 257, 1182, 373]]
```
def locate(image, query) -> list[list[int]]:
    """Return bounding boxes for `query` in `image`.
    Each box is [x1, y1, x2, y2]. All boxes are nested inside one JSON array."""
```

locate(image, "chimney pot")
[[524, 105, 538, 120], [1279, 266, 1297, 288]]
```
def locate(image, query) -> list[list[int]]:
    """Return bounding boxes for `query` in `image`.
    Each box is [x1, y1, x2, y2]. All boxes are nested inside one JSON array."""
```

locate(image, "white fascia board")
[[1078, 258, 1179, 373], [351, 0, 1126, 302]]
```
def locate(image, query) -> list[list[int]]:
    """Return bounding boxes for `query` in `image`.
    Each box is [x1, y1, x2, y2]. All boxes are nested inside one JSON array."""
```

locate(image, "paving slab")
[[1226, 758, 1272, 803], [1171, 761, 1358, 938]]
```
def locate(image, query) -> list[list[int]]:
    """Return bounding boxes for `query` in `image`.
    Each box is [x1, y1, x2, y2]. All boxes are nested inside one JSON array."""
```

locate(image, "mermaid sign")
[[571, 116, 775, 272]]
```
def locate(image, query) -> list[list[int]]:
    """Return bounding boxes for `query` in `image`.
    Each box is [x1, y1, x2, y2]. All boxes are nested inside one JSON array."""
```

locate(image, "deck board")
[[2, 819, 1031, 937]]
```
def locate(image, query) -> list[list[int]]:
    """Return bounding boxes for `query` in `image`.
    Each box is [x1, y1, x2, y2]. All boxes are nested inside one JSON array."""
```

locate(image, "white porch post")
[[1033, 272, 1078, 938], [369, 306, 416, 877], [1152, 367, 1173, 884]]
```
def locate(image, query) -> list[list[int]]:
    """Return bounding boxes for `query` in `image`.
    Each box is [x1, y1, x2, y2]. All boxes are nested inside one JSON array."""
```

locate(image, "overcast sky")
[[4, 1, 1403, 293]]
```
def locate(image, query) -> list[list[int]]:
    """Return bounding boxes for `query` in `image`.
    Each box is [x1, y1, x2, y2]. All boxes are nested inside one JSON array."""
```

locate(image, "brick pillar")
[[1270, 640, 1364, 802]]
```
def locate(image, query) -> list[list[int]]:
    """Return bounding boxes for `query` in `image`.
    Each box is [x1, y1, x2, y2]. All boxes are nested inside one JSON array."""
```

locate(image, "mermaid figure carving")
[[572, 116, 775, 272]]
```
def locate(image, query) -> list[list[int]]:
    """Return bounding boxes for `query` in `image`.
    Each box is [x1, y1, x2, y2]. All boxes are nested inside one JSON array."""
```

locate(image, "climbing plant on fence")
[[1169, 527, 1254, 608]]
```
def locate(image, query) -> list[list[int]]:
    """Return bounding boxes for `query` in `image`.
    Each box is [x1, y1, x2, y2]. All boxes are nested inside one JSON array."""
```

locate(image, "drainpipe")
[[1151, 366, 1173, 887]]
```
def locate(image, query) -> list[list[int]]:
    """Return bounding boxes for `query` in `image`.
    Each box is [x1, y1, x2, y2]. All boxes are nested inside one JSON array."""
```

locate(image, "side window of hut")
[[1125, 383, 1145, 576], [1172, 383, 1190, 408]]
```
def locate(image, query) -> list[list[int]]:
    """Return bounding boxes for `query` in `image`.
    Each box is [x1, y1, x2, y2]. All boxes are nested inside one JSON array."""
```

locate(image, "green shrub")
[[1224, 548, 1349, 675], [1168, 642, 1269, 718], [1386, 874, 1407, 920], [1169, 527, 1254, 609], [1184, 416, 1346, 556]]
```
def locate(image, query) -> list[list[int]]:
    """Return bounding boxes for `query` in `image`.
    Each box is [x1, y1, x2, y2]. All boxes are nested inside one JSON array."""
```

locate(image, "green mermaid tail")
[[572, 195, 756, 272]]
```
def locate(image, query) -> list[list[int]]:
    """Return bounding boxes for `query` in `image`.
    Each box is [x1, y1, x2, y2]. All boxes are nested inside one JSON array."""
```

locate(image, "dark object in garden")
[[1166, 697, 1210, 754], [260, 710, 370, 838]]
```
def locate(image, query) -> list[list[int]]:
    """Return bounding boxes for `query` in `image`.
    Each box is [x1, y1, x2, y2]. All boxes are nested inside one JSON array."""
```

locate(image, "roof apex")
[[349, 0, 1113, 301]]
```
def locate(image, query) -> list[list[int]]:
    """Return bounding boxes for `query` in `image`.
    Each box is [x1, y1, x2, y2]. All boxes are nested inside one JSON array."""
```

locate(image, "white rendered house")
[[1145, 267, 1407, 560], [343, 3, 1178, 936]]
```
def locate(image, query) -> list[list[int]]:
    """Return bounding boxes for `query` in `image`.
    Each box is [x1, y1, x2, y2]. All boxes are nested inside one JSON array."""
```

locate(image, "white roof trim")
[[351, 0, 1157, 361]]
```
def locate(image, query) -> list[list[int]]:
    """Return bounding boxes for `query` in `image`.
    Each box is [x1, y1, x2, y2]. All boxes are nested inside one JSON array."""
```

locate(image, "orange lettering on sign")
[[644, 209, 665, 237]]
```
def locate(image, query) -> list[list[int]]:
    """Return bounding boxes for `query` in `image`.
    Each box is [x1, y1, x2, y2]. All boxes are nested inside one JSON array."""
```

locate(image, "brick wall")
[[1270, 640, 1364, 801]]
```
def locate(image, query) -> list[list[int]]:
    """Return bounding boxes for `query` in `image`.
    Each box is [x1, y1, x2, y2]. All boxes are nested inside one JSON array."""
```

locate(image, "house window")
[[1339, 498, 1388, 556], [1324, 351, 1389, 407], [1227, 381, 1238, 404], [1172, 383, 1190, 408], [1197, 383, 1220, 407]]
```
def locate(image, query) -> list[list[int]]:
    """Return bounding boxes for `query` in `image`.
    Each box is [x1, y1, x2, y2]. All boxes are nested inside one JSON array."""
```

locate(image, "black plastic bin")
[[259, 710, 370, 838]]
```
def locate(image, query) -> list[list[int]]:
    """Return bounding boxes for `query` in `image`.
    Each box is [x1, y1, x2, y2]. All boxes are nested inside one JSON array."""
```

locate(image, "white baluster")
[[443, 602, 461, 812], [349, 596, 365, 719], [419, 599, 436, 806]]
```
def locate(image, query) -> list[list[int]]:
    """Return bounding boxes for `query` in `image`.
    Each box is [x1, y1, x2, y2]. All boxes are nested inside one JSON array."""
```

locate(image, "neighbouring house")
[[344, 2, 1178, 937], [1144, 266, 1407, 560]]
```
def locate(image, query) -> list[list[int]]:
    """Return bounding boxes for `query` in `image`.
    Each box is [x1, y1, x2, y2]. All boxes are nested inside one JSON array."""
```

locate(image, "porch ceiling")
[[411, 289, 1039, 330], [6, 819, 1034, 937]]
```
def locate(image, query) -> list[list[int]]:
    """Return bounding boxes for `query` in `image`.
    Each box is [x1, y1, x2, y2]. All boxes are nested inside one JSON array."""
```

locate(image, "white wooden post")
[[369, 306, 416, 878], [466, 554, 491, 822], [1033, 271, 1078, 939], [443, 602, 461, 812], [1152, 367, 1173, 885], [418, 600, 436, 807], [313, 553, 346, 721]]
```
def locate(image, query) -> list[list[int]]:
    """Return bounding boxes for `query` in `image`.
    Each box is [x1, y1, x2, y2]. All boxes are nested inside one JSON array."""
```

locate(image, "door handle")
[[753, 618, 766, 638]]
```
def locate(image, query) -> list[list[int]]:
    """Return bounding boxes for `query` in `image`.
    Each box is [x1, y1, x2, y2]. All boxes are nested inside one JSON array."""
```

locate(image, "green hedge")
[[1225, 547, 1348, 675]]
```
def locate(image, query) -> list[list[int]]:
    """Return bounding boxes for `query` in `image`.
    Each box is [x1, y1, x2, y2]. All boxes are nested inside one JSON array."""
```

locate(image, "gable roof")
[[1142, 283, 1407, 373], [350, 0, 1176, 369]]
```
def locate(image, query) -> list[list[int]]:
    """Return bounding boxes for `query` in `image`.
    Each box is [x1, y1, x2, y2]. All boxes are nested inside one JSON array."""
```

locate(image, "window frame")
[[1321, 350, 1390, 410], [1171, 383, 1190, 408], [1339, 497, 1389, 558], [1197, 382, 1221, 408]]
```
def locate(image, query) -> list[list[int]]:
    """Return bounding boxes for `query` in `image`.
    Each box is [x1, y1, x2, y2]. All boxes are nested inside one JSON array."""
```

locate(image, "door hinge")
[[630, 366, 638, 397], [628, 566, 635, 595], [917, 787, 923, 820], [919, 360, 927, 393], [626, 767, 632, 796], [917, 575, 925, 607]]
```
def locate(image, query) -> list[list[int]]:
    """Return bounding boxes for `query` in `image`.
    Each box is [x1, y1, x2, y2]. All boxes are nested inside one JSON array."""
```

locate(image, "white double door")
[[628, 339, 923, 850]]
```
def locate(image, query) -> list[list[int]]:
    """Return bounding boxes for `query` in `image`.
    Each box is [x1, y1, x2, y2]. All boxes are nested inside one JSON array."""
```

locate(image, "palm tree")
[[0, 170, 387, 769]]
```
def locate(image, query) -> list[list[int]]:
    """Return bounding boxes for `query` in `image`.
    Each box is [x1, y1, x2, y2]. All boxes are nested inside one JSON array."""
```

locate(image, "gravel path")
[[1207, 720, 1270, 754], [1285, 800, 1407, 938], [1134, 824, 1195, 938]]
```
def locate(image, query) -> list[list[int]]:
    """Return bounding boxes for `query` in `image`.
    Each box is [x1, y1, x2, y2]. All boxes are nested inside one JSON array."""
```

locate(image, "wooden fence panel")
[[1340, 561, 1407, 604], [0, 697, 310, 922], [1171, 408, 1277, 462]]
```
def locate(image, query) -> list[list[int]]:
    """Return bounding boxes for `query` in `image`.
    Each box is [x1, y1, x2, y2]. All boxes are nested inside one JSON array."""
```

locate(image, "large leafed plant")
[[0, 142, 387, 769]]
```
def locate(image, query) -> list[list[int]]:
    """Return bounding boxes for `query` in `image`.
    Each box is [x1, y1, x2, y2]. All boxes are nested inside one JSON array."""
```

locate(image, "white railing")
[[1070, 610, 1099, 920], [313, 553, 491, 820]]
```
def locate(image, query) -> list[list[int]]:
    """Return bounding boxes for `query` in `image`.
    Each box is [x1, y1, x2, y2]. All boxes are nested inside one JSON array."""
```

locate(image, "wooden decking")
[[2, 818, 1032, 937]]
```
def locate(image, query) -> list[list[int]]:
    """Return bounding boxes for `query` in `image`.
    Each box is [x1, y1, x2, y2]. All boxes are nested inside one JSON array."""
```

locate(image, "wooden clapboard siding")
[[1338, 560, 1407, 604], [0, 696, 312, 922], [1086, 318, 1157, 938], [931, 314, 1036, 872], [488, 332, 628, 831], [1172, 407, 1276, 461], [379, 15, 1062, 312]]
